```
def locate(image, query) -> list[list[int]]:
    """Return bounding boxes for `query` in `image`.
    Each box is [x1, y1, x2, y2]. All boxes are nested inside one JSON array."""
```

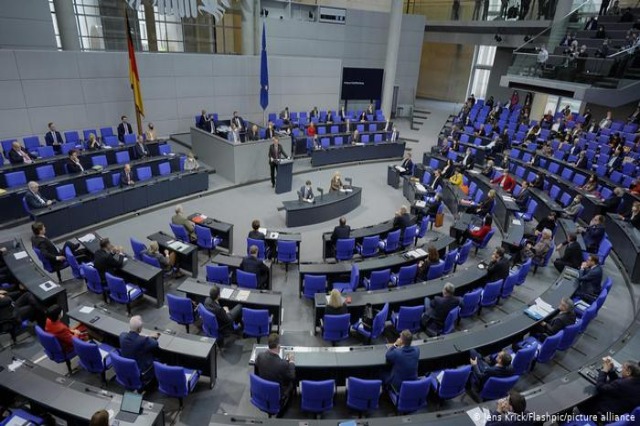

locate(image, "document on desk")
[[340, 188, 353, 193], [395, 166, 406, 173], [168, 241, 188, 252], [236, 290, 250, 301], [13, 251, 27, 260], [39, 281, 59, 292], [415, 183, 426, 193], [78, 233, 96, 243], [466, 407, 489, 426], [414, 200, 426, 208], [468, 169, 480, 174], [79, 306, 95, 314], [258, 227, 268, 235], [524, 297, 554, 320], [220, 288, 234, 299], [502, 195, 515, 202]]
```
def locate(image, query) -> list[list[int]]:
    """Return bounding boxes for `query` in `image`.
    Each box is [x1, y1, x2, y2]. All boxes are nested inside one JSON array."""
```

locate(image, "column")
[[144, 0, 158, 52], [381, 0, 403, 118], [53, 0, 80, 51], [547, 0, 576, 48], [241, 0, 256, 55]]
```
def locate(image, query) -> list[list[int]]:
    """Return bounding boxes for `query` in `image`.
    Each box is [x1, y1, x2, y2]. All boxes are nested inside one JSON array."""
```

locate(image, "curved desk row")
[[282, 187, 362, 227], [321, 218, 401, 260], [310, 141, 406, 167], [209, 253, 273, 290]]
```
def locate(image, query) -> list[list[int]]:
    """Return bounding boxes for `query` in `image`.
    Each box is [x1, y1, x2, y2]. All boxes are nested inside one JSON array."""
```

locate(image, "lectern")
[[275, 159, 294, 194]]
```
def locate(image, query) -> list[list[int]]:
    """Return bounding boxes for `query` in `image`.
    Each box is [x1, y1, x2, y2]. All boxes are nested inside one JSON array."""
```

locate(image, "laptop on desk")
[[115, 391, 143, 423]]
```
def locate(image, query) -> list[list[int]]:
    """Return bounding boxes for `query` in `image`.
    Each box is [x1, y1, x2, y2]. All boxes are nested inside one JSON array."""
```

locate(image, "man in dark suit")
[[31, 221, 85, 274], [120, 164, 135, 187], [430, 169, 443, 192], [198, 110, 213, 132], [24, 181, 53, 209], [486, 390, 531, 426], [93, 238, 125, 283], [554, 233, 583, 272], [460, 148, 475, 170], [203, 285, 242, 343], [585, 359, 640, 416], [231, 111, 244, 132], [398, 153, 413, 176], [516, 181, 531, 209], [470, 350, 514, 389], [384, 330, 419, 391], [8, 141, 34, 165], [602, 187, 624, 214], [580, 215, 605, 253], [268, 137, 288, 188], [255, 333, 295, 416], [330, 217, 351, 250], [44, 122, 63, 153], [625, 201, 640, 230], [299, 180, 314, 203], [240, 245, 269, 289], [421, 282, 463, 334], [575, 254, 603, 303], [133, 137, 149, 159], [279, 107, 290, 124], [119, 315, 159, 383], [393, 205, 412, 234], [535, 297, 576, 341], [575, 151, 588, 169], [606, 150, 623, 175], [265, 122, 276, 139], [117, 115, 133, 142], [485, 247, 510, 284], [569, 140, 581, 157], [248, 219, 266, 241], [66, 149, 84, 174]]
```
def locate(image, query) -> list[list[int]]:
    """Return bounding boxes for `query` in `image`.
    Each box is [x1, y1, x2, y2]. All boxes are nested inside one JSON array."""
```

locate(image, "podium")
[[275, 159, 294, 194], [387, 165, 401, 188]]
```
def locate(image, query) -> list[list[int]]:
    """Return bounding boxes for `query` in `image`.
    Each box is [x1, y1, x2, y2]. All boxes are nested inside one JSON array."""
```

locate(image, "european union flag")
[[260, 21, 269, 111]]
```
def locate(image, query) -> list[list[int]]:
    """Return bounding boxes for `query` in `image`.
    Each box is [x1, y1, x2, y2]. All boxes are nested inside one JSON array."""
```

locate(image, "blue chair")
[[142, 253, 162, 269], [242, 308, 272, 343], [459, 288, 483, 318], [5, 171, 26, 188], [442, 307, 460, 335], [21, 196, 33, 219], [354, 303, 388, 344], [33, 246, 68, 283], [158, 162, 171, 176], [37, 146, 55, 158], [195, 224, 222, 259], [509, 344, 537, 376], [516, 199, 538, 222], [100, 127, 114, 139], [23, 137, 41, 154], [206, 264, 231, 284], [556, 322, 581, 351], [237, 270, 258, 289], [432, 365, 472, 402], [0, 409, 44, 426], [91, 155, 108, 168], [170, 223, 191, 243], [390, 264, 418, 287], [63, 246, 86, 280], [110, 351, 147, 391], [276, 240, 297, 271], [55, 184, 76, 201], [363, 269, 391, 290], [335, 238, 356, 261], [604, 407, 640, 426], [534, 330, 564, 364], [426, 260, 445, 280], [303, 274, 326, 299], [501, 273, 518, 298], [532, 241, 555, 274], [379, 229, 401, 253], [455, 241, 473, 270], [249, 373, 280, 417], [124, 134, 137, 145], [415, 217, 429, 243], [472, 229, 495, 254], [322, 314, 351, 345], [479, 375, 519, 401], [82, 129, 97, 141], [154, 361, 200, 408], [72, 338, 114, 384], [401, 225, 418, 248], [198, 304, 219, 338], [578, 304, 598, 334], [167, 293, 196, 333], [36, 165, 55, 181], [300, 380, 335, 416], [64, 131, 79, 143], [391, 306, 424, 333], [515, 258, 532, 285], [81, 264, 107, 302], [333, 264, 359, 293], [106, 272, 144, 315], [35, 325, 76, 374], [85, 177, 105, 193], [115, 150, 130, 164], [346, 377, 382, 415], [130, 238, 147, 261], [358, 235, 380, 257], [247, 238, 268, 260], [594, 237, 613, 265], [388, 377, 431, 414], [442, 248, 458, 275], [480, 279, 503, 308], [136, 166, 152, 181], [159, 144, 172, 155]]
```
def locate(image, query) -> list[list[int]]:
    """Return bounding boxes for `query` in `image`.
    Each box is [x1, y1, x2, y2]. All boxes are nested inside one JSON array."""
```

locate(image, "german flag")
[[125, 10, 144, 117]]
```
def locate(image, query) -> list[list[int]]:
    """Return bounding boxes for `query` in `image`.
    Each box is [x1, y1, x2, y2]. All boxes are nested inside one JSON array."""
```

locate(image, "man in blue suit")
[[580, 215, 605, 253], [470, 349, 514, 390], [44, 122, 63, 153], [575, 254, 603, 303], [299, 180, 314, 203], [384, 330, 419, 391], [119, 315, 159, 383]]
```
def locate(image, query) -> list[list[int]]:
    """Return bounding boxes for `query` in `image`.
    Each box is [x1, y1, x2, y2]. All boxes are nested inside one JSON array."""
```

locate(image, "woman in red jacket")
[[306, 122, 316, 137], [456, 215, 493, 246], [45, 304, 85, 353], [491, 171, 516, 192]]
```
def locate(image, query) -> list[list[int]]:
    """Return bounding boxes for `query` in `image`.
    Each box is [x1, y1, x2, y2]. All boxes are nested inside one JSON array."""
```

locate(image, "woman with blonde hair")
[[330, 171, 343, 192], [325, 289, 348, 315], [184, 151, 199, 171], [87, 133, 102, 150], [144, 241, 183, 277]]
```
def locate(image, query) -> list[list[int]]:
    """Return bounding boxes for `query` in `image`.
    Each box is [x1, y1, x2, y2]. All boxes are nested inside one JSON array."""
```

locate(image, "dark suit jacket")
[[120, 171, 134, 188], [134, 143, 148, 159], [461, 154, 474, 170], [594, 371, 640, 415], [117, 122, 133, 142], [66, 159, 84, 174], [400, 158, 414, 175], [576, 265, 603, 301], [607, 155, 623, 172], [8, 149, 31, 165], [331, 225, 351, 244], [473, 363, 515, 387], [231, 116, 244, 130], [239, 255, 269, 288], [299, 185, 314, 200], [385, 345, 419, 390], [543, 310, 576, 335], [583, 224, 605, 252], [393, 213, 413, 231], [32, 235, 60, 263], [93, 248, 124, 282], [428, 295, 462, 327], [476, 199, 495, 217], [24, 190, 49, 209], [575, 156, 588, 169], [247, 130, 260, 141], [569, 145, 581, 157], [198, 115, 212, 132], [265, 128, 275, 139], [255, 351, 295, 398], [431, 176, 443, 191], [44, 131, 63, 147], [119, 331, 158, 373], [630, 214, 640, 230], [559, 241, 583, 269], [325, 304, 348, 315], [486, 257, 510, 283], [203, 297, 235, 337], [602, 195, 622, 214], [268, 144, 287, 163], [248, 230, 265, 241]]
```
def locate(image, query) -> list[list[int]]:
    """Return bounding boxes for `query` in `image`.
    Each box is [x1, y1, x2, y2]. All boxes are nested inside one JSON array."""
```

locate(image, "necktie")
[[21, 150, 32, 164], [51, 132, 56, 142]]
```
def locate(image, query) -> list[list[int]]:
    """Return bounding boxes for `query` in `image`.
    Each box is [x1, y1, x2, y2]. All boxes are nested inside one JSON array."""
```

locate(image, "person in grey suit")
[[299, 180, 314, 203], [171, 204, 196, 242], [534, 297, 576, 341]]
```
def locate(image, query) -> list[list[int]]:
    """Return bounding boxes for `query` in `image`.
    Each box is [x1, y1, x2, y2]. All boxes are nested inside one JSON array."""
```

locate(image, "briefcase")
[[434, 213, 444, 228]]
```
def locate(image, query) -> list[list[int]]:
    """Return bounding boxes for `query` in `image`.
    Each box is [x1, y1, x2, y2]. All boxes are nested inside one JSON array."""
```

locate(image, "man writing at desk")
[[268, 137, 288, 189], [299, 180, 314, 203], [240, 245, 269, 290]]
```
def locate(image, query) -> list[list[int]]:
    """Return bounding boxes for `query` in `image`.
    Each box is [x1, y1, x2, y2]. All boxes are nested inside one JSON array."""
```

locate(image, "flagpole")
[[135, 106, 143, 136]]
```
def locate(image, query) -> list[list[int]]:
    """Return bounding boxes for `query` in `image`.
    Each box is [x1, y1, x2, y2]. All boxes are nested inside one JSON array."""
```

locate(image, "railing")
[[403, 0, 559, 22]]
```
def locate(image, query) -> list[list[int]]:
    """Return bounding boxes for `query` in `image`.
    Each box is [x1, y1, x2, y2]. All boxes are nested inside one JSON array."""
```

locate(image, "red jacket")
[[45, 318, 74, 353], [492, 174, 515, 192], [470, 225, 492, 241]]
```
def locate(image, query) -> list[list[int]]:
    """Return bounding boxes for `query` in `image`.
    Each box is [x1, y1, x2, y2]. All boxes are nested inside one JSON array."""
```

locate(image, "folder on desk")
[[39, 281, 59, 292], [524, 297, 554, 320], [220, 288, 234, 299], [13, 251, 27, 260], [77, 233, 96, 243]]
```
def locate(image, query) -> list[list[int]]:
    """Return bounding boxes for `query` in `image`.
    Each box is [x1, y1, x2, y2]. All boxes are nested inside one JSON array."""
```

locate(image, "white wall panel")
[[0, 81, 26, 110]]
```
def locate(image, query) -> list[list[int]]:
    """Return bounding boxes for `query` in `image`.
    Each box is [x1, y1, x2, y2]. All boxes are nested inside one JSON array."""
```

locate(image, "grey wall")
[[0, 50, 341, 141], [0, 0, 57, 50], [265, 10, 425, 107], [486, 47, 514, 103]]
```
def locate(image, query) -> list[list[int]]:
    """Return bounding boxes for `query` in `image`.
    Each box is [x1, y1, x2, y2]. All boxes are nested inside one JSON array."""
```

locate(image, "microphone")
[[345, 177, 353, 187], [316, 187, 324, 200]]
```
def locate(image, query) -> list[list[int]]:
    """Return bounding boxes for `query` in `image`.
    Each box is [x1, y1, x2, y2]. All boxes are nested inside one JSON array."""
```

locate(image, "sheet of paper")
[[7, 359, 23, 372], [436, 370, 444, 383], [236, 290, 250, 301], [258, 227, 267, 235], [79, 306, 95, 314], [395, 166, 406, 172], [220, 288, 234, 299], [415, 184, 426, 193], [77, 233, 96, 243], [415, 200, 426, 208], [512, 219, 522, 225], [13, 251, 27, 260], [466, 407, 489, 426], [39, 281, 58, 292]]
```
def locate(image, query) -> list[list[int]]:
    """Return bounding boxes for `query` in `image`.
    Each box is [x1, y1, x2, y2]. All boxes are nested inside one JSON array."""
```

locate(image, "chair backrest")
[[336, 238, 356, 261], [597, 238, 613, 264], [360, 235, 380, 257], [524, 199, 538, 220], [394, 378, 430, 413], [536, 330, 563, 363], [35, 325, 67, 363], [59, 141, 76, 154], [557, 322, 581, 351], [124, 134, 137, 145], [167, 294, 195, 325], [426, 260, 445, 280], [346, 377, 381, 412], [303, 274, 326, 299], [242, 308, 271, 337], [443, 248, 458, 275], [442, 307, 460, 335], [110, 351, 143, 390], [384, 230, 401, 252], [55, 184, 76, 201], [459, 288, 482, 318], [501, 273, 518, 298], [322, 314, 351, 342], [511, 344, 537, 375], [396, 264, 418, 286], [81, 264, 104, 294], [367, 269, 390, 290], [73, 338, 107, 373], [345, 264, 360, 292], [142, 253, 162, 269], [479, 375, 520, 400], [516, 258, 532, 285], [300, 380, 335, 413], [158, 162, 171, 176], [481, 280, 503, 307], [115, 150, 131, 164], [64, 246, 82, 279], [394, 305, 424, 332], [456, 241, 472, 265], [237, 270, 258, 289], [246, 238, 267, 260], [23, 136, 41, 150], [276, 240, 297, 263], [85, 177, 105, 193], [154, 361, 189, 398], [105, 272, 131, 304], [438, 365, 472, 400], [206, 264, 230, 284], [136, 166, 152, 181], [195, 224, 215, 249], [5, 171, 27, 188], [37, 146, 55, 158], [33, 247, 54, 273], [198, 304, 219, 338], [249, 373, 280, 415], [100, 127, 114, 138], [401, 224, 418, 247], [130, 238, 147, 261], [91, 155, 108, 168], [36, 165, 55, 181], [578, 303, 598, 334], [170, 223, 190, 243], [475, 229, 495, 249], [158, 144, 172, 155], [370, 303, 389, 339]]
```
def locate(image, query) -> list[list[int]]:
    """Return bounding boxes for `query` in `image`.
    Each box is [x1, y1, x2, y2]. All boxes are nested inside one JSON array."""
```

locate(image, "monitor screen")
[[341, 67, 384, 101], [120, 392, 143, 414]]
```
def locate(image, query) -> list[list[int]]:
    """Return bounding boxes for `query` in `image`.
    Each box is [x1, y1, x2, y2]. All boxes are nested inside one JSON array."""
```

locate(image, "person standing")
[[554, 233, 583, 272], [268, 138, 288, 188], [44, 122, 64, 153], [117, 115, 133, 143]]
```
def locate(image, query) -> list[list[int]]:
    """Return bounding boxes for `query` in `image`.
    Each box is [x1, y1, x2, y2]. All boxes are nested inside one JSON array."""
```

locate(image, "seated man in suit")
[[575, 151, 588, 169], [240, 245, 269, 289], [93, 238, 125, 283], [429, 169, 444, 192], [198, 110, 213, 132], [459, 148, 475, 170], [384, 330, 419, 391], [397, 153, 413, 176], [485, 247, 510, 284], [254, 333, 296, 417], [120, 163, 135, 188], [248, 219, 266, 241], [203, 285, 242, 344], [578, 214, 605, 253], [421, 282, 463, 335], [582, 358, 640, 417], [554, 233, 583, 272], [44, 122, 63, 153], [486, 390, 531, 426], [350, 129, 360, 144], [469, 349, 514, 390], [117, 115, 133, 142], [24, 181, 53, 210], [515, 181, 531, 209], [119, 315, 160, 383], [247, 124, 260, 141], [532, 297, 576, 341], [602, 187, 624, 214], [8, 141, 34, 165], [133, 136, 149, 159], [231, 111, 244, 132], [31, 221, 85, 269], [0, 288, 39, 326], [575, 254, 603, 303], [299, 180, 314, 203], [171, 204, 196, 242], [393, 205, 412, 234], [330, 217, 351, 256], [66, 149, 84, 174]]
